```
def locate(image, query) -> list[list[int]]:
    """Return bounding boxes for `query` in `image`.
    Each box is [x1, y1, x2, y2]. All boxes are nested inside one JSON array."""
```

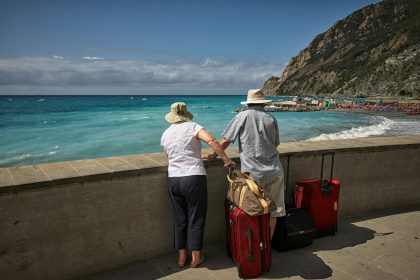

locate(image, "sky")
[[0, 0, 380, 95]]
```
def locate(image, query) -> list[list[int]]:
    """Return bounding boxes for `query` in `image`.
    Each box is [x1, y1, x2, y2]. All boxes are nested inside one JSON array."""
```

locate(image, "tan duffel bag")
[[227, 169, 277, 216]]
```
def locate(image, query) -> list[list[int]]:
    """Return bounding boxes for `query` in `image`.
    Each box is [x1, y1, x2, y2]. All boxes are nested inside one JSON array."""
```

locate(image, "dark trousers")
[[168, 175, 207, 251]]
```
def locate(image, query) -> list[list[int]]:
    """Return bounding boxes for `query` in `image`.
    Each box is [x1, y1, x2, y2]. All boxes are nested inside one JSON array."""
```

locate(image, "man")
[[206, 89, 285, 239]]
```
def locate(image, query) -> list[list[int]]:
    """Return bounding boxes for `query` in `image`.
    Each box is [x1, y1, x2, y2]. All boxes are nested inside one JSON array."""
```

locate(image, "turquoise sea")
[[1, 95, 420, 167]]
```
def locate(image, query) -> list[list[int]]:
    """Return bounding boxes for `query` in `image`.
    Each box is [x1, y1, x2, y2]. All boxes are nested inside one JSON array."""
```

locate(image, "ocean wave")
[[308, 116, 395, 141], [0, 154, 34, 166], [0, 150, 59, 166]]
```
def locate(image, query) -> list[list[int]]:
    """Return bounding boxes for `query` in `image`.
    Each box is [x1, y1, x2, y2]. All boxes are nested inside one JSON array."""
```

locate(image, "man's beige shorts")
[[260, 176, 286, 218]]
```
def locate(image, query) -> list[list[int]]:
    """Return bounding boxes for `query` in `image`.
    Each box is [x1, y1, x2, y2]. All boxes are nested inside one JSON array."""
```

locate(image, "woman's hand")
[[202, 151, 217, 160], [224, 159, 236, 169]]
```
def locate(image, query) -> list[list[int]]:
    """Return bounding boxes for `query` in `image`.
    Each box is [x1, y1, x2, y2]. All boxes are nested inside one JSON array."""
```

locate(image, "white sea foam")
[[0, 154, 32, 165], [308, 116, 395, 141], [122, 114, 151, 120], [388, 120, 420, 135], [17, 154, 32, 160]]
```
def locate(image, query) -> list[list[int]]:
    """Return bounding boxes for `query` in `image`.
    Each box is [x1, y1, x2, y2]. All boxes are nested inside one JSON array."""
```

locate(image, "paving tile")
[[268, 251, 305, 279], [369, 254, 420, 280], [197, 244, 241, 280], [345, 261, 403, 280], [0, 168, 14, 187], [8, 165, 49, 185], [390, 238, 420, 264], [369, 213, 420, 236], [210, 267, 242, 280], [150, 252, 218, 280], [354, 220, 410, 245], [122, 154, 162, 169], [68, 159, 110, 176], [308, 223, 376, 253], [95, 157, 138, 173], [316, 245, 382, 271], [372, 135, 420, 146], [163, 268, 218, 280], [325, 264, 359, 279], [275, 250, 333, 279], [144, 152, 168, 166], [37, 161, 81, 180], [83, 260, 163, 280]]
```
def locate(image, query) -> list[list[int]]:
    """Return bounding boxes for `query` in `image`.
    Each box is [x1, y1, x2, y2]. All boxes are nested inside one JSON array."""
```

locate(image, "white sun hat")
[[240, 89, 272, 105]]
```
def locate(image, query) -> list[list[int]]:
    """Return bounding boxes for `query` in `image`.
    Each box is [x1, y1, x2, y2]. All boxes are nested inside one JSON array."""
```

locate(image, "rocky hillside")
[[262, 0, 420, 97]]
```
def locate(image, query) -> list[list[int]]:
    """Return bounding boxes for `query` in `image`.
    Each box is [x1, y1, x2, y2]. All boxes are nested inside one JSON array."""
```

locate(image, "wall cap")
[[1, 135, 419, 194]]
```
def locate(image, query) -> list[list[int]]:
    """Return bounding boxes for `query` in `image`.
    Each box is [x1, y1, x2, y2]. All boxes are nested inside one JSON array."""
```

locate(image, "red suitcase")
[[225, 200, 271, 278], [294, 153, 340, 237]]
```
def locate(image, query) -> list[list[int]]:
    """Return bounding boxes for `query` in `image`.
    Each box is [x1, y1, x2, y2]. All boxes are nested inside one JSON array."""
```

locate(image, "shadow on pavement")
[[160, 209, 415, 279], [151, 222, 377, 279], [265, 222, 376, 279], [83, 207, 420, 280]]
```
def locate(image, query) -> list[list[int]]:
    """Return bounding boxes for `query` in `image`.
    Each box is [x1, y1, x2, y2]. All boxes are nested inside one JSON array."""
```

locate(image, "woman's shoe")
[[190, 254, 206, 268], [178, 262, 186, 268], [177, 256, 189, 268]]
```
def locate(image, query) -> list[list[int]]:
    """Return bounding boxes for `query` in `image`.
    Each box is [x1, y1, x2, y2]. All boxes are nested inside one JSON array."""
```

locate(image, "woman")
[[161, 102, 234, 268]]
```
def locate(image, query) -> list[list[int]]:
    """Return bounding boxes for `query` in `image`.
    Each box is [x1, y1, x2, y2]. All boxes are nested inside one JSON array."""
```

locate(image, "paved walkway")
[[83, 208, 420, 280]]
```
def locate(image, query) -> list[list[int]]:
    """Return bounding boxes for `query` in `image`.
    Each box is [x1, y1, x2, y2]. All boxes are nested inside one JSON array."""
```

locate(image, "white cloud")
[[82, 56, 105, 60], [0, 57, 282, 94], [53, 55, 65, 59]]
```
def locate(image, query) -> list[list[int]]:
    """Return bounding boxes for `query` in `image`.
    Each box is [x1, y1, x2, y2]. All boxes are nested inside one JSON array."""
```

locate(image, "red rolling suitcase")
[[294, 153, 340, 237], [225, 200, 271, 278]]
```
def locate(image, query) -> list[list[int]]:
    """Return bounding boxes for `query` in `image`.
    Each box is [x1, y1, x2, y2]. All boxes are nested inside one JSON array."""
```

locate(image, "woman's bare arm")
[[197, 129, 234, 167]]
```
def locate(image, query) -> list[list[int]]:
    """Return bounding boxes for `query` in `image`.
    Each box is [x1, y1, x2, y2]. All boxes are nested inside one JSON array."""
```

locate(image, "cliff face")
[[263, 0, 420, 97]]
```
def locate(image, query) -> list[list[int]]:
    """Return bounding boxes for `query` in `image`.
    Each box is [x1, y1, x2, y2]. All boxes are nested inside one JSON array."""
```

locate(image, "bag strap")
[[246, 179, 271, 214], [245, 178, 262, 197]]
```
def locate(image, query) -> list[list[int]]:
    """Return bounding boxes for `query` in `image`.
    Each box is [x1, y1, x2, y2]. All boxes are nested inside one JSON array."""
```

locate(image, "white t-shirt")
[[160, 121, 206, 177]]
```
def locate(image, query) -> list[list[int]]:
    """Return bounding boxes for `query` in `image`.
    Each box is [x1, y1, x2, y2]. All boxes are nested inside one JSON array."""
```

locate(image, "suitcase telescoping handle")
[[320, 153, 335, 197]]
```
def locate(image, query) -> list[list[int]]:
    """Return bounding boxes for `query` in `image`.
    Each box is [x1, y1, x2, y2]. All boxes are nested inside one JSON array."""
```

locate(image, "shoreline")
[[328, 108, 420, 119]]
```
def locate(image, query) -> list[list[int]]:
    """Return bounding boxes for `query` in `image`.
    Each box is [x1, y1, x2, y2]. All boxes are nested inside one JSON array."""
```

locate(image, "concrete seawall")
[[1, 136, 419, 280]]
